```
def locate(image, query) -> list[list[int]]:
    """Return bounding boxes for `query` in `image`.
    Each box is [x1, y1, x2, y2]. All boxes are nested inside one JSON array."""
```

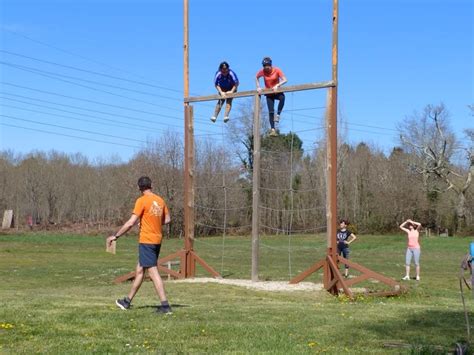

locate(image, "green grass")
[[0, 232, 473, 354]]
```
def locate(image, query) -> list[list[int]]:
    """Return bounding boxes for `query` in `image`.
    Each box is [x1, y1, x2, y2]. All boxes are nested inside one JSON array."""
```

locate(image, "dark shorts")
[[138, 243, 161, 268]]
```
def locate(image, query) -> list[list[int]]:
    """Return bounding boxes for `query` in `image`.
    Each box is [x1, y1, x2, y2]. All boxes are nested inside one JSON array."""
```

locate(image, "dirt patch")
[[171, 277, 324, 292]]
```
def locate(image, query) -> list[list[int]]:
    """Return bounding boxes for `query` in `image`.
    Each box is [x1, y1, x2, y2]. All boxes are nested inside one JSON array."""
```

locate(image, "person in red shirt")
[[107, 176, 172, 314], [255, 57, 288, 136]]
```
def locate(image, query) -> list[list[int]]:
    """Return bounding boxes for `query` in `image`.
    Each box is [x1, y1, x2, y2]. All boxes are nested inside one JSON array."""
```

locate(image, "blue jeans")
[[338, 247, 350, 269]]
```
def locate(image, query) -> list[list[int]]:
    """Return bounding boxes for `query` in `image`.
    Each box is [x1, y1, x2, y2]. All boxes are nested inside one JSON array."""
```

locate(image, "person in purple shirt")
[[211, 61, 239, 123]]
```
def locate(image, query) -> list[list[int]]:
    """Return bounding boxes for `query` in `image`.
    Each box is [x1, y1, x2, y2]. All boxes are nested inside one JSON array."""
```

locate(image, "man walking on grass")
[[107, 176, 172, 314]]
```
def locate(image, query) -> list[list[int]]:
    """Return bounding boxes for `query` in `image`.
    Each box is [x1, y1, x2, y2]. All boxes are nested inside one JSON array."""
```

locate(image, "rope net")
[[190, 91, 328, 280]]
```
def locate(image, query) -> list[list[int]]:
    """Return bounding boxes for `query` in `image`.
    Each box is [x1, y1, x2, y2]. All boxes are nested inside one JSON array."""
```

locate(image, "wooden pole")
[[324, 0, 339, 288], [183, 0, 189, 99], [183, 0, 195, 277], [251, 94, 261, 282]]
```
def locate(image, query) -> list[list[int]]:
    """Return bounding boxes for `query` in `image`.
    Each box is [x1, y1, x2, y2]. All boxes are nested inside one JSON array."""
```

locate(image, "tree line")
[[0, 103, 472, 235]]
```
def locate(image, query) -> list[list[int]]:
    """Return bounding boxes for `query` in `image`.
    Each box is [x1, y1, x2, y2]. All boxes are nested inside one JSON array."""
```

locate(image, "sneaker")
[[401, 275, 410, 281], [416, 276, 420, 281], [275, 114, 280, 123], [223, 116, 230, 123], [210, 116, 217, 123], [269, 129, 278, 137], [115, 298, 131, 310], [157, 306, 173, 315]]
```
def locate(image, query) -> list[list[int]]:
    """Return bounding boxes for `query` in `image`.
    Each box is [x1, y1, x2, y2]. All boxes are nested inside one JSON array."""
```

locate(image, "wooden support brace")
[[337, 256, 400, 288], [289, 259, 325, 284], [191, 251, 221, 278], [326, 255, 353, 298]]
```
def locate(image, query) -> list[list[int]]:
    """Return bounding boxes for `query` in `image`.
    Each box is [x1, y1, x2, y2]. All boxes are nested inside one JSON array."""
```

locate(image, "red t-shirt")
[[256, 67, 285, 88]]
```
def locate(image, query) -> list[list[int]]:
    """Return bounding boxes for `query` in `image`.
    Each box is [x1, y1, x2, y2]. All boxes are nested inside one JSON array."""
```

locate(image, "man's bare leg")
[[147, 266, 167, 302], [148, 266, 172, 313], [128, 263, 145, 301]]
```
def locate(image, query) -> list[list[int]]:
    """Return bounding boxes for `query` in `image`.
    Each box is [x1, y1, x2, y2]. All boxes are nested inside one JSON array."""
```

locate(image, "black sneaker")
[[115, 298, 131, 310], [157, 306, 173, 315]]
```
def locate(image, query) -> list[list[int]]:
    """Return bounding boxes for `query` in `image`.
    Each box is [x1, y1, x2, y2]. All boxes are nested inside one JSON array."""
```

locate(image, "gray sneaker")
[[157, 306, 173, 315], [115, 298, 131, 310], [275, 114, 280, 123]]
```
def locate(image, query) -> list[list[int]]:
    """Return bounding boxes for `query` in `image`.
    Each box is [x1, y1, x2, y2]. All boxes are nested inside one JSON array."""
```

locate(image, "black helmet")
[[219, 61, 229, 70], [262, 57, 272, 66]]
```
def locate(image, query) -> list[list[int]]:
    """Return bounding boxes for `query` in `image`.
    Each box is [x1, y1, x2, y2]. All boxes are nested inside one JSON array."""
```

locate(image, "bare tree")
[[399, 104, 473, 231]]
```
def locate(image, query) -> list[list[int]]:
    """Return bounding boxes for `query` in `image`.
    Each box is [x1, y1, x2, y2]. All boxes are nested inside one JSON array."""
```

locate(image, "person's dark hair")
[[137, 176, 152, 191], [262, 57, 272, 67], [339, 219, 349, 225], [406, 222, 418, 230], [219, 61, 229, 70]]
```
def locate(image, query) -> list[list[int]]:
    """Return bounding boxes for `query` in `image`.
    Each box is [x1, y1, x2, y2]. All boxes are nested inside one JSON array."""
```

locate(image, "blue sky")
[[0, 0, 472, 162]]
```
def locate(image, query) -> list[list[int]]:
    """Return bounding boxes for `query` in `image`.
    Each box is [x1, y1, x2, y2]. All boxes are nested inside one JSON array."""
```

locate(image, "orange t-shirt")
[[133, 193, 169, 244], [256, 67, 285, 88]]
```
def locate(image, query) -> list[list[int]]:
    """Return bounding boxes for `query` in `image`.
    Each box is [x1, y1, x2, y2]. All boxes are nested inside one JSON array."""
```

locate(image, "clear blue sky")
[[0, 0, 472, 162]]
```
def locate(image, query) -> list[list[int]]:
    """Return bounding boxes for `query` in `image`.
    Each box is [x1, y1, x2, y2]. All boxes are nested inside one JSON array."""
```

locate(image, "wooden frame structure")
[[116, 0, 403, 297]]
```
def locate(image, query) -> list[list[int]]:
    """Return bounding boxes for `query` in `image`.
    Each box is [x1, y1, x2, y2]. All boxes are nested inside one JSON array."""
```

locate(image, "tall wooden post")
[[323, 0, 339, 290], [183, 0, 195, 277], [251, 94, 261, 282]]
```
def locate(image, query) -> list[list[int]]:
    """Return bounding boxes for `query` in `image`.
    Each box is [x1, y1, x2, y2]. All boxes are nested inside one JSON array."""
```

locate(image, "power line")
[[341, 120, 399, 132], [2, 82, 183, 120], [0, 113, 148, 143], [0, 49, 184, 94], [0, 92, 214, 132], [0, 92, 180, 127], [4, 62, 188, 113], [285, 106, 326, 112], [346, 127, 398, 137], [0, 122, 141, 149], [0, 60, 182, 102], [1, 103, 163, 134], [1, 82, 211, 124], [1, 29, 209, 98]]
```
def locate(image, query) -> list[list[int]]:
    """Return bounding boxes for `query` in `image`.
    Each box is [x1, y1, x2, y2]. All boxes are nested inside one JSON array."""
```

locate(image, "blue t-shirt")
[[214, 69, 239, 91]]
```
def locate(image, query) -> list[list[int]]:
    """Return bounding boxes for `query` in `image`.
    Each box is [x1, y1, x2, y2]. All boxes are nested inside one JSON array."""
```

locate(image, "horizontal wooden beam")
[[184, 81, 335, 103]]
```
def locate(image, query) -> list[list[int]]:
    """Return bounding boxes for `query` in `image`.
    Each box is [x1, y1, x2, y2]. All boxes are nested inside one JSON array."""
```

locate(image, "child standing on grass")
[[337, 219, 357, 278], [107, 176, 172, 314], [399, 219, 422, 281]]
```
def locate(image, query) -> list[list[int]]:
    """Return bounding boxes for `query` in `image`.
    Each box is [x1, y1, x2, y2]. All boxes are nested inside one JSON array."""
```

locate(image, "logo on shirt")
[[150, 201, 163, 217]]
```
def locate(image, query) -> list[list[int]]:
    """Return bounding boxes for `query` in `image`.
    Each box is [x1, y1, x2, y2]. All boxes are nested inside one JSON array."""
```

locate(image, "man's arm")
[[107, 214, 139, 246]]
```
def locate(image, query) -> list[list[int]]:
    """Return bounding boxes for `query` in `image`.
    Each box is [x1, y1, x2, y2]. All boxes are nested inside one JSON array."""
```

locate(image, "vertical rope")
[[287, 92, 295, 279], [220, 121, 227, 276]]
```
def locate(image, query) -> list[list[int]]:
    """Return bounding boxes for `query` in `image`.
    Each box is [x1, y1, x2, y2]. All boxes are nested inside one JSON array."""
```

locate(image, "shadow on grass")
[[362, 309, 471, 353], [136, 304, 191, 310]]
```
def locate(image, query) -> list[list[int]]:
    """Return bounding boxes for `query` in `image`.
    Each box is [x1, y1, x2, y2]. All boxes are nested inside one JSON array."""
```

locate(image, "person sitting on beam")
[[211, 61, 239, 123]]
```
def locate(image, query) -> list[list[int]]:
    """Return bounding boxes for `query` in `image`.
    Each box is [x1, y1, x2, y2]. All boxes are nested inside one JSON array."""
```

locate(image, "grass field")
[[1, 232, 473, 354]]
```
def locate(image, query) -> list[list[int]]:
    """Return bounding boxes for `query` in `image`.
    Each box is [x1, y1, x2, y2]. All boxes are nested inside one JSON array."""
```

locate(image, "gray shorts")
[[406, 248, 420, 266]]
